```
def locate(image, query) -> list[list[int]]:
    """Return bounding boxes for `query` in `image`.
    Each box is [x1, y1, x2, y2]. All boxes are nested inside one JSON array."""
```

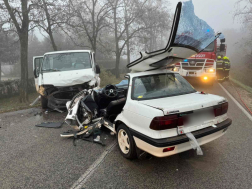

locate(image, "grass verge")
[[0, 92, 40, 113], [230, 78, 252, 94]]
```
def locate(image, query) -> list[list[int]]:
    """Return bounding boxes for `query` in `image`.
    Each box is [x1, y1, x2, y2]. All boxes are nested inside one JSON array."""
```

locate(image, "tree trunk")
[[19, 32, 29, 103], [49, 32, 58, 51], [43, 0, 57, 51], [113, 3, 120, 78], [0, 62, 1, 82], [115, 52, 120, 78]]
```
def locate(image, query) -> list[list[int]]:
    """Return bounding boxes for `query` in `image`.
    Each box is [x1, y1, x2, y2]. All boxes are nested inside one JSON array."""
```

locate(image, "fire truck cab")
[[174, 38, 226, 85]]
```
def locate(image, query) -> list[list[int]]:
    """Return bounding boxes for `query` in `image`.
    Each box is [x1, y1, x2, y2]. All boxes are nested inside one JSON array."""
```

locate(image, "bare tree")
[[35, 0, 70, 51], [0, 0, 39, 102], [108, 0, 148, 78], [65, 0, 111, 54]]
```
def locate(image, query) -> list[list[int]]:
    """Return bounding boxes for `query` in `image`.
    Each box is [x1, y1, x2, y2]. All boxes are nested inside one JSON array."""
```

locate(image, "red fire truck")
[[173, 38, 226, 85]]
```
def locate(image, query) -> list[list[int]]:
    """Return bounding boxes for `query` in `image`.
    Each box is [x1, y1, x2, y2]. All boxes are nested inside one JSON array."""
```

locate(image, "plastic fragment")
[[185, 132, 203, 155], [212, 124, 217, 128]]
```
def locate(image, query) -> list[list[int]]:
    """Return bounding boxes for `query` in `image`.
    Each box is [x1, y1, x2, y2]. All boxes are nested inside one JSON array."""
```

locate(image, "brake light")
[[214, 102, 228, 117], [150, 115, 184, 130], [175, 63, 181, 66]]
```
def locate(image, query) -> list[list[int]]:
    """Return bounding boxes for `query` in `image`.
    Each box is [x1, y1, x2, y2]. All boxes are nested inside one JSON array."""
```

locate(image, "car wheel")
[[117, 124, 137, 159], [41, 95, 48, 109]]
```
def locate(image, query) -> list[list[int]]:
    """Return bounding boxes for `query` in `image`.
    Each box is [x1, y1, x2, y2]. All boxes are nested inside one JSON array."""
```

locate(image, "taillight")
[[150, 115, 184, 130], [175, 63, 181, 66], [214, 102, 228, 117]]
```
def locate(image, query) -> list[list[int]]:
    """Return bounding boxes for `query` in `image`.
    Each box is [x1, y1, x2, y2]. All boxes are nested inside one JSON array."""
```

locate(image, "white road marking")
[[218, 83, 252, 122], [70, 141, 117, 189]]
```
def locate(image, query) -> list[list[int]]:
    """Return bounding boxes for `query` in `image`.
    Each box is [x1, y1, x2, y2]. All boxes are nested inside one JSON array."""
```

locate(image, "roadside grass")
[[230, 78, 252, 94], [0, 92, 40, 113]]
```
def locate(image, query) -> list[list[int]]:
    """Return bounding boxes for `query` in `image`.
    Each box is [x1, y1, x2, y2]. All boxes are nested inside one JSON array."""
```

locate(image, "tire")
[[41, 95, 48, 109], [117, 124, 137, 159]]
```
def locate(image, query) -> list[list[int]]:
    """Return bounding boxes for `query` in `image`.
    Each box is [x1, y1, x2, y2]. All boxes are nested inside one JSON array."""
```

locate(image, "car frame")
[[102, 69, 231, 159]]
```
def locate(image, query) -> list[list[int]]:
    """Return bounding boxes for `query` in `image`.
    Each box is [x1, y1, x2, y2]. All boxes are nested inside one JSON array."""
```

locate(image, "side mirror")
[[34, 61, 41, 78], [95, 65, 101, 74], [220, 38, 225, 43], [220, 44, 225, 52]]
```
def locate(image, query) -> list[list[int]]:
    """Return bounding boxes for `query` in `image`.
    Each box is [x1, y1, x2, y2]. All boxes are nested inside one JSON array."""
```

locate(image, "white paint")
[[218, 83, 252, 122], [70, 141, 117, 189]]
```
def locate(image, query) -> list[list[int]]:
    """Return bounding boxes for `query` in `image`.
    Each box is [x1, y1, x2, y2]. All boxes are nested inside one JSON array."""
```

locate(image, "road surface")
[[0, 82, 251, 189]]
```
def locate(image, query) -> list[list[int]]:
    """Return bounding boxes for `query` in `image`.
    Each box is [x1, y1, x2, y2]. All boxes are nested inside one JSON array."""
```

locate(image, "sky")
[[170, 0, 242, 33]]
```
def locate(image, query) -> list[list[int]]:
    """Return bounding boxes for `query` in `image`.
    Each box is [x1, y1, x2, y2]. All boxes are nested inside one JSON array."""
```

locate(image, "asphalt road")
[[0, 81, 252, 189]]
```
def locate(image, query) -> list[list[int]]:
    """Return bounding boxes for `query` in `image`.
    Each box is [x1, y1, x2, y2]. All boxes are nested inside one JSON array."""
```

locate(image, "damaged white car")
[[33, 50, 100, 110], [62, 1, 232, 159]]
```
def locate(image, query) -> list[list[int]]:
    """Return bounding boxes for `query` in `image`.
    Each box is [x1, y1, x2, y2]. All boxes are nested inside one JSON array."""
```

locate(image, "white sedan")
[[114, 69, 231, 159]]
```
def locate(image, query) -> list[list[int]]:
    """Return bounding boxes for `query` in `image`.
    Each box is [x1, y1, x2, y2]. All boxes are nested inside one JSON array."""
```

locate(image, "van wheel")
[[117, 124, 137, 159], [41, 95, 48, 109]]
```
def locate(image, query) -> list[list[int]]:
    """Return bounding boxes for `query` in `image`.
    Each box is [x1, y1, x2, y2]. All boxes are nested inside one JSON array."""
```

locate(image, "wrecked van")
[[33, 50, 100, 110]]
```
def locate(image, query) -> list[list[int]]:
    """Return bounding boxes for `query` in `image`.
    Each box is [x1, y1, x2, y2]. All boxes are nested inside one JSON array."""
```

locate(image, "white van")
[[33, 50, 100, 109]]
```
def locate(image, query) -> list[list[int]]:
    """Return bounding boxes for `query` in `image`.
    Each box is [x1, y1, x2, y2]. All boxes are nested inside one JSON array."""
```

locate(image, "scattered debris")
[[35, 122, 63, 128], [30, 95, 41, 106], [186, 132, 203, 155], [34, 112, 43, 116]]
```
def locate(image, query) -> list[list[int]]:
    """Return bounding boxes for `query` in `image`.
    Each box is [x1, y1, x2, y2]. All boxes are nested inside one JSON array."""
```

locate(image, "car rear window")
[[132, 73, 196, 100]]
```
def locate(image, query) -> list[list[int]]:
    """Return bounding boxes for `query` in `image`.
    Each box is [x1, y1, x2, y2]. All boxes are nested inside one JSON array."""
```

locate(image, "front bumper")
[[130, 118, 232, 157]]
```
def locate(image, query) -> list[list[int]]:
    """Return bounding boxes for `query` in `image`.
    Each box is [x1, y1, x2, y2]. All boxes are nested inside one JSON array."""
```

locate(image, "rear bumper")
[[131, 118, 232, 157]]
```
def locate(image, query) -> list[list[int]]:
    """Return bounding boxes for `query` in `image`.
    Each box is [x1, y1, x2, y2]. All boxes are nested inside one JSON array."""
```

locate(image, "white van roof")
[[44, 50, 93, 56]]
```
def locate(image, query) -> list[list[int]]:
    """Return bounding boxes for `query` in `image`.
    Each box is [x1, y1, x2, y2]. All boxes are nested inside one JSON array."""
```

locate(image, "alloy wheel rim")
[[118, 129, 130, 154]]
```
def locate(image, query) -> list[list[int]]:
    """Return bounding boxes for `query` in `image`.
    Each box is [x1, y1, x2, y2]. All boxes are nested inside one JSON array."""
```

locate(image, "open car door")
[[33, 56, 43, 91], [127, 1, 221, 72]]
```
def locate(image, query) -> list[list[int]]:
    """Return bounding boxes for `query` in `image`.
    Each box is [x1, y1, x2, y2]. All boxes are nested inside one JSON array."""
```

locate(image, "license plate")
[[177, 120, 215, 135], [187, 72, 195, 76]]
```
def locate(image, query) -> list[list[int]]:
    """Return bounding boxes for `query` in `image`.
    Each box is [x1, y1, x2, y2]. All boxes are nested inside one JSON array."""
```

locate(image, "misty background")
[[0, 0, 251, 101]]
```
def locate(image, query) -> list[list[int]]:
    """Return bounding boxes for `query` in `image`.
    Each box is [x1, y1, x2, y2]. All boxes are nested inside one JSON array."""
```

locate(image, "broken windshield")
[[132, 73, 196, 100], [42, 52, 92, 72], [173, 0, 216, 52]]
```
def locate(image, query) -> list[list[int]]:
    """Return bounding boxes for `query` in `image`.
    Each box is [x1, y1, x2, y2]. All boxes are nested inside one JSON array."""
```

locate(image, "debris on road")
[[35, 122, 63, 128], [186, 132, 203, 155], [30, 95, 41, 106]]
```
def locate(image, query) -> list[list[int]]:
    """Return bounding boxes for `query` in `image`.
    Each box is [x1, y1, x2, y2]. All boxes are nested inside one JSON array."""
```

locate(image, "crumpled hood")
[[41, 69, 96, 87], [139, 92, 226, 115]]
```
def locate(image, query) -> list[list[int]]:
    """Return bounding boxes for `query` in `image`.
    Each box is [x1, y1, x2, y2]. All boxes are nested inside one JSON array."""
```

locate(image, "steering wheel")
[[103, 85, 118, 98]]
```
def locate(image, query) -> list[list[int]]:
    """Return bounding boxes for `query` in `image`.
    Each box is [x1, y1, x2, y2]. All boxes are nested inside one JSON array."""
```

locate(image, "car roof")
[[44, 50, 93, 55], [127, 69, 176, 78]]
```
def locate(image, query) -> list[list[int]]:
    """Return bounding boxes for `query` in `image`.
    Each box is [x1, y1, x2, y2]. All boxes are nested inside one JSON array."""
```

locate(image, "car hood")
[[139, 92, 226, 115], [41, 68, 96, 87]]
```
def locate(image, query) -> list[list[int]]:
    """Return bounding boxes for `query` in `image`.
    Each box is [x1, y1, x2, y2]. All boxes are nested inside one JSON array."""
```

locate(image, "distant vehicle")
[[33, 50, 100, 110], [173, 38, 227, 86]]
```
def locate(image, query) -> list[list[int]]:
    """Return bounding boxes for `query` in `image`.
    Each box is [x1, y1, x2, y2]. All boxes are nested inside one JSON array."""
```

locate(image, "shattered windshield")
[[174, 0, 216, 52], [132, 73, 196, 100], [42, 52, 92, 72]]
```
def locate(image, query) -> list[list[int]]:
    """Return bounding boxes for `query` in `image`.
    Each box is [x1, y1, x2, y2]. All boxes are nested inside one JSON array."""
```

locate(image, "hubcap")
[[118, 129, 130, 154]]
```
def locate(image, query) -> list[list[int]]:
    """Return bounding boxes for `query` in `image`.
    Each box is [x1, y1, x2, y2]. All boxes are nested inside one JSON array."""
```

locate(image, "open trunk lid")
[[127, 1, 221, 72]]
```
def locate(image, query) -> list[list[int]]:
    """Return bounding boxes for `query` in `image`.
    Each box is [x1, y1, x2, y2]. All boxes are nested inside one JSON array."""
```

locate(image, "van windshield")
[[42, 52, 92, 72], [132, 73, 196, 100]]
